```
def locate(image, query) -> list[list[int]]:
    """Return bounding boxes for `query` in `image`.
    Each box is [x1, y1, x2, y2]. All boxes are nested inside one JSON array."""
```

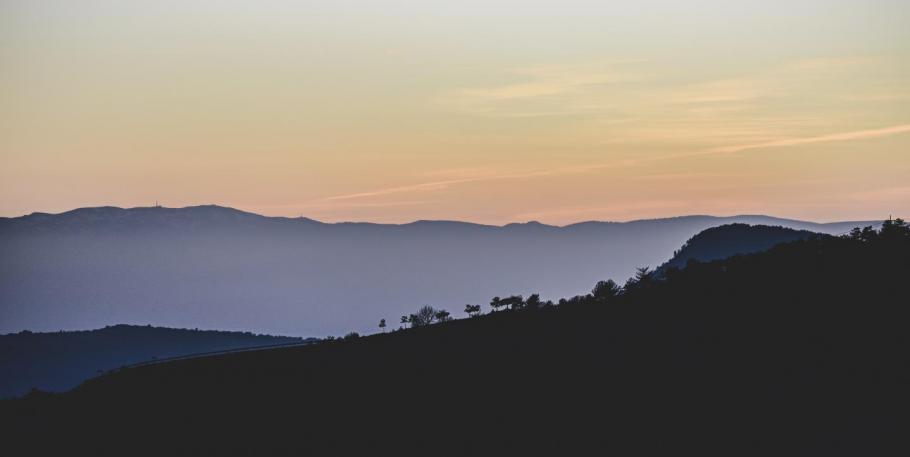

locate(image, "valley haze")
[[0, 205, 878, 337]]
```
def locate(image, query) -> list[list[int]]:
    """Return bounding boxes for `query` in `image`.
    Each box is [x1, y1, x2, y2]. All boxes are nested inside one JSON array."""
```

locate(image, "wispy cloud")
[[314, 123, 910, 204], [299, 199, 439, 209], [317, 160, 640, 202], [438, 54, 908, 152], [437, 61, 649, 118], [312, 58, 910, 208], [707, 124, 910, 154], [321, 178, 489, 202]]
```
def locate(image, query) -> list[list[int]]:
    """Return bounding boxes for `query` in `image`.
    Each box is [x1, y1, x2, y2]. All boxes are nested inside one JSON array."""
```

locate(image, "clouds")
[[316, 167, 588, 203], [321, 177, 488, 202], [3, 1, 909, 223], [313, 122, 910, 208], [436, 61, 649, 118], [438, 55, 910, 151], [708, 124, 910, 154], [286, 51, 910, 219]]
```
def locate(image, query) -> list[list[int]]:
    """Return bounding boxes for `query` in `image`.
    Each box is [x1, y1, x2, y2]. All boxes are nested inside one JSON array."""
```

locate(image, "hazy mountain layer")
[[0, 205, 878, 336]]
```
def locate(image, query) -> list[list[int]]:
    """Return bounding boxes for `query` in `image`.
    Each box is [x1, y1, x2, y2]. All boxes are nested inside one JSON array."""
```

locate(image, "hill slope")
[[657, 223, 819, 271], [0, 325, 306, 398], [3, 220, 907, 456], [0, 205, 879, 336]]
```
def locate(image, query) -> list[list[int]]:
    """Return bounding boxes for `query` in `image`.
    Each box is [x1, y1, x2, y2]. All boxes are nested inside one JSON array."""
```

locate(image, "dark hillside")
[[2, 220, 908, 456], [0, 325, 306, 398], [658, 223, 819, 271]]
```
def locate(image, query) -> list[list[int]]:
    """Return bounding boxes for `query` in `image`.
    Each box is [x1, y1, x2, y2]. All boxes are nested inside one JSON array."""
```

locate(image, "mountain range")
[[0, 205, 879, 336]]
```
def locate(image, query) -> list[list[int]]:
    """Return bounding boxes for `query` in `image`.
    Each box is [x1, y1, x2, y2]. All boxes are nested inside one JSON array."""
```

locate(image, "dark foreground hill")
[[2, 220, 908, 456], [0, 325, 306, 398]]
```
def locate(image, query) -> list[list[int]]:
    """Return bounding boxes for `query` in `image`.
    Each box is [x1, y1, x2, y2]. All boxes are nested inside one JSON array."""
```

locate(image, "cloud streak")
[[314, 123, 910, 203], [322, 178, 489, 202], [707, 124, 910, 154], [318, 160, 640, 202], [437, 61, 650, 118]]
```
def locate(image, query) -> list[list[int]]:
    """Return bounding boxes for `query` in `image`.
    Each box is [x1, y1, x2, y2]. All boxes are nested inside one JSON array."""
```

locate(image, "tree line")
[[326, 218, 910, 338]]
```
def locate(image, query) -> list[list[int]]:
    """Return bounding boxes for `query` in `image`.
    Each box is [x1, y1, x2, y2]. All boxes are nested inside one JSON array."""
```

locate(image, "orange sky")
[[2, 1, 909, 224]]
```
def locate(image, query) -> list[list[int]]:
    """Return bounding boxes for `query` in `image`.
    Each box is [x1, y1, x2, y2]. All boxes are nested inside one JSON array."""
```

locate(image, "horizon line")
[[1, 203, 885, 228]]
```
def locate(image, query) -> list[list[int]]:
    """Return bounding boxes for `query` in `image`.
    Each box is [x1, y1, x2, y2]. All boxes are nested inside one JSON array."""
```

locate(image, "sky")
[[2, 0, 909, 224]]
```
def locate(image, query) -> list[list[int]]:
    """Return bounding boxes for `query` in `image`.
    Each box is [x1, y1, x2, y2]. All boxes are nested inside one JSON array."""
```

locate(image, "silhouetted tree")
[[400, 315, 409, 330], [525, 293, 541, 310], [635, 267, 651, 282], [881, 217, 910, 241], [592, 279, 621, 303], [410, 305, 438, 327], [379, 319, 386, 333], [490, 296, 504, 312], [465, 304, 482, 317], [624, 267, 652, 291], [503, 295, 524, 311], [435, 309, 452, 322]]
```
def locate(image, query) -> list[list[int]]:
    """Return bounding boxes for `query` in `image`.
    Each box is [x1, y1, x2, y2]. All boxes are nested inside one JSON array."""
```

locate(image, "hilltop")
[[657, 223, 819, 272]]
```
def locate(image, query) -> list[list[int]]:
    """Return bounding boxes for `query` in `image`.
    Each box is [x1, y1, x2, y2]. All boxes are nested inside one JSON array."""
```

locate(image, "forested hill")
[[2, 220, 908, 456], [657, 223, 819, 272], [0, 325, 306, 399]]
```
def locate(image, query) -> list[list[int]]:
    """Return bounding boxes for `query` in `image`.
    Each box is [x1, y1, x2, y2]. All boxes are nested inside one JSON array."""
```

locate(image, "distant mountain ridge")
[[0, 324, 307, 399], [0, 205, 881, 337], [0, 204, 878, 233]]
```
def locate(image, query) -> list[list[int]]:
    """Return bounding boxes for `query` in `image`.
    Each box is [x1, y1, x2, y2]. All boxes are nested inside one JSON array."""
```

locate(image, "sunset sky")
[[2, 0, 908, 224]]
